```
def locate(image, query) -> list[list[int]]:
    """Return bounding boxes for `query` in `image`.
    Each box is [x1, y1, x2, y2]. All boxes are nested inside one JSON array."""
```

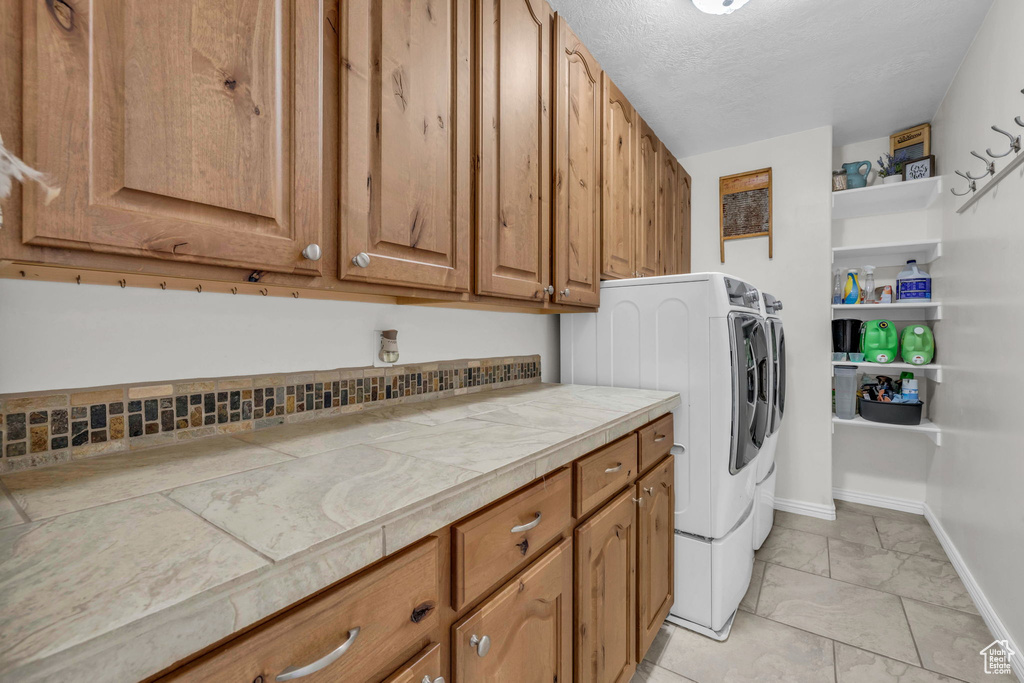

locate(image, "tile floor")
[[634, 501, 1016, 683]]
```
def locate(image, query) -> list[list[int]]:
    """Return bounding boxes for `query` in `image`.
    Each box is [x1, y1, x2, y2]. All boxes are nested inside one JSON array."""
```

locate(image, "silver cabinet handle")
[[470, 634, 491, 657], [543, 285, 554, 295], [510, 512, 541, 533], [422, 677, 445, 683], [633, 496, 644, 506], [605, 463, 623, 473], [301, 244, 322, 261], [560, 288, 570, 297], [643, 486, 655, 495], [653, 433, 667, 442], [276, 627, 360, 681], [352, 252, 371, 268]]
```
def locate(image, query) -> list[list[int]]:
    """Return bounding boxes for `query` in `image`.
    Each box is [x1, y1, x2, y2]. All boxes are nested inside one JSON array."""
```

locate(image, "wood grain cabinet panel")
[[476, 0, 553, 301], [679, 163, 692, 274], [21, 0, 326, 275], [636, 121, 661, 278], [575, 489, 637, 683], [637, 454, 675, 659], [552, 15, 602, 308], [382, 642, 443, 683], [600, 75, 638, 280], [340, 0, 472, 292], [659, 147, 680, 276], [574, 433, 638, 518], [454, 539, 573, 683], [638, 413, 673, 474]]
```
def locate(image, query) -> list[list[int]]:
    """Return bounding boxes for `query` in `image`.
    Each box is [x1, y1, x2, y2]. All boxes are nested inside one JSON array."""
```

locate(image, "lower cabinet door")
[[637, 454, 675, 658], [383, 642, 443, 683], [453, 538, 573, 683], [575, 489, 637, 683]]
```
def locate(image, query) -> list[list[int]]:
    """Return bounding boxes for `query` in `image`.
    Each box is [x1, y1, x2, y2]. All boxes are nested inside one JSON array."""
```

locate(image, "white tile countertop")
[[0, 382, 679, 683]]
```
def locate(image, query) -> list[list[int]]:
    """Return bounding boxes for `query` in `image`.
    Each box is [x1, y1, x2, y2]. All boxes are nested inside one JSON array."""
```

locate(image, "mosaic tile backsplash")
[[0, 356, 540, 473]]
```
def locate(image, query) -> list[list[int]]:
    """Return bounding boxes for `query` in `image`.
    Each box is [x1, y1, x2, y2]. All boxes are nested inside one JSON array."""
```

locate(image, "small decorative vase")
[[882, 175, 903, 185]]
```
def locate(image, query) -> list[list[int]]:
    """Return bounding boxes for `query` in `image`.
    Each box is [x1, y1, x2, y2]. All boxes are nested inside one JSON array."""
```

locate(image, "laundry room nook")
[[0, 1, 1021, 682]]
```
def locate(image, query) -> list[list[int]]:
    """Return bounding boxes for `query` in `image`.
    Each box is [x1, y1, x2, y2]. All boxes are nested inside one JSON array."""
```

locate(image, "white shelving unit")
[[832, 416, 942, 446], [831, 301, 942, 321], [832, 238, 942, 269], [832, 176, 942, 220], [831, 360, 942, 383]]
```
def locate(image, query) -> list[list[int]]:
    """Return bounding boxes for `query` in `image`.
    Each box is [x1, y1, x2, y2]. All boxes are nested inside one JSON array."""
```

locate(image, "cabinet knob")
[[301, 244, 322, 261], [560, 288, 570, 297], [352, 252, 371, 268], [469, 634, 491, 657], [633, 496, 644, 506], [543, 285, 554, 295], [644, 486, 655, 495], [421, 677, 445, 683]]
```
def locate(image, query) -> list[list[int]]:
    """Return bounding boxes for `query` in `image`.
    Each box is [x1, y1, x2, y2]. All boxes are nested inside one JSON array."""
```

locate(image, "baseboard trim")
[[832, 488, 925, 515], [924, 503, 1024, 682], [774, 497, 836, 521]]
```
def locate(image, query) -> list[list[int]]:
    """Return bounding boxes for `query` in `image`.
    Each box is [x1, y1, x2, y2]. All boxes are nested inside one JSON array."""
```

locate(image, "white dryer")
[[561, 273, 771, 640], [752, 293, 786, 549]]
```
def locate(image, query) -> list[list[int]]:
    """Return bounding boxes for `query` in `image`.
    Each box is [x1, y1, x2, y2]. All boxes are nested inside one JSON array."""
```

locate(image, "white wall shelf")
[[832, 239, 942, 269], [832, 415, 942, 446], [832, 360, 942, 383], [831, 302, 942, 321], [832, 176, 942, 220]]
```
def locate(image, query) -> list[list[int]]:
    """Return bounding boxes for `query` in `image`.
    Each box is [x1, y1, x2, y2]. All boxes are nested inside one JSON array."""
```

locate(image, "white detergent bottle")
[[897, 259, 931, 301]]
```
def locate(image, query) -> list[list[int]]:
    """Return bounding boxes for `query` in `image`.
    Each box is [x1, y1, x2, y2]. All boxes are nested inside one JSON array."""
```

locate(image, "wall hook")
[[118, 279, 126, 288], [1015, 115, 1024, 128], [985, 125, 1021, 158], [291, 291, 299, 298], [259, 288, 268, 296], [230, 287, 238, 295], [195, 284, 203, 293], [159, 281, 167, 290], [951, 170, 977, 197], [965, 150, 995, 180], [75, 274, 81, 285]]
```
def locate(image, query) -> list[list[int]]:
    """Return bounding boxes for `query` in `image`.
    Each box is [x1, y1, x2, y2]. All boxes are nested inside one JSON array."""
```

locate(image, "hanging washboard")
[[719, 167, 772, 263]]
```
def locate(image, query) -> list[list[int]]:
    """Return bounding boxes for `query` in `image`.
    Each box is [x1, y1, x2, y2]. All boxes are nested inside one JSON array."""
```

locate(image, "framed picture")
[[890, 123, 931, 160], [832, 171, 848, 192], [719, 167, 772, 263], [902, 155, 936, 181]]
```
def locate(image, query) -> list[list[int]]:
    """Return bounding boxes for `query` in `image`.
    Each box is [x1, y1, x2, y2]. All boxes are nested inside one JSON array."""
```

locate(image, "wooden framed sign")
[[890, 123, 931, 160], [719, 167, 772, 263]]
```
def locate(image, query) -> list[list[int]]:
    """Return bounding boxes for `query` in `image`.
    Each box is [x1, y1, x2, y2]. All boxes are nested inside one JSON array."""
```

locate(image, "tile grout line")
[[832, 639, 839, 683], [899, 596, 929, 674], [0, 478, 31, 524], [158, 491, 279, 566]]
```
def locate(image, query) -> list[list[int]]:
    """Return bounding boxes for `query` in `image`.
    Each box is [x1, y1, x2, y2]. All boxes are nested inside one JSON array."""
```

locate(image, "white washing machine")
[[561, 273, 770, 640], [752, 293, 786, 549]]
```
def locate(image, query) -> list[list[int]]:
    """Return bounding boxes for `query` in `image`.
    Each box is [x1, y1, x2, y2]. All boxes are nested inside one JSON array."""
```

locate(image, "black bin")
[[859, 398, 923, 426]]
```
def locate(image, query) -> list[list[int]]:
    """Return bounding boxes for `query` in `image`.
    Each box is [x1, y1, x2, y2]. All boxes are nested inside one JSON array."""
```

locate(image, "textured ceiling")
[[547, 0, 993, 157]]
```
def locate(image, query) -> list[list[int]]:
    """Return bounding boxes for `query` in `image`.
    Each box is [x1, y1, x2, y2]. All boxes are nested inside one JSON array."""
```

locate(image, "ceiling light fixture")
[[692, 0, 751, 15]]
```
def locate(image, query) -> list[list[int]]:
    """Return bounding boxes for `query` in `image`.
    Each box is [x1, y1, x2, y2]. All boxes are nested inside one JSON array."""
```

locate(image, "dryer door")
[[728, 313, 767, 474], [772, 320, 787, 431]]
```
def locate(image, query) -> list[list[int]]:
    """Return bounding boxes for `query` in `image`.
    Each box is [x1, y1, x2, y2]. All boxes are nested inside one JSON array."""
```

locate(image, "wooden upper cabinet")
[[659, 147, 680, 276], [552, 15, 602, 308], [340, 0, 471, 292], [601, 76, 638, 280], [679, 164, 693, 274], [636, 121, 661, 278], [21, 0, 326, 276], [637, 454, 675, 659], [476, 0, 552, 301]]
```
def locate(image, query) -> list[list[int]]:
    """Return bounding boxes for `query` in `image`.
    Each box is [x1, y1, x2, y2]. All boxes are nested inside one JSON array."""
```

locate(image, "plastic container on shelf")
[[834, 366, 859, 420], [896, 260, 931, 301], [859, 398, 923, 425]]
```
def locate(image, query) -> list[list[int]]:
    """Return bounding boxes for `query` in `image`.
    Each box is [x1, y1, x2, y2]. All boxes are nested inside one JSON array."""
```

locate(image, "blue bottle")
[[897, 260, 931, 301]]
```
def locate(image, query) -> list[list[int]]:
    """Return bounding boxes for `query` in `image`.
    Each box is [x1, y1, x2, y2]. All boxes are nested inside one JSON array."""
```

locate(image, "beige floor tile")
[[632, 660, 697, 683], [903, 598, 1016, 683], [645, 624, 674, 663], [657, 611, 835, 683], [756, 526, 831, 576], [875, 517, 948, 561], [774, 509, 881, 548], [757, 564, 919, 665], [834, 500, 929, 526], [828, 539, 977, 614], [834, 642, 962, 683], [739, 560, 766, 613]]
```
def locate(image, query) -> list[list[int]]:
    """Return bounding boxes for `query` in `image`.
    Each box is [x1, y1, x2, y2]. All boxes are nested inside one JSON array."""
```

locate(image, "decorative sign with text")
[[719, 167, 772, 263]]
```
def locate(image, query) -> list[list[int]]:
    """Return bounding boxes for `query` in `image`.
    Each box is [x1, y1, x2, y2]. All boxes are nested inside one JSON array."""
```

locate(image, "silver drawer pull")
[[510, 512, 541, 534], [653, 434, 667, 442], [422, 677, 445, 683], [276, 627, 360, 681], [644, 486, 655, 495], [605, 463, 623, 473], [470, 634, 491, 657]]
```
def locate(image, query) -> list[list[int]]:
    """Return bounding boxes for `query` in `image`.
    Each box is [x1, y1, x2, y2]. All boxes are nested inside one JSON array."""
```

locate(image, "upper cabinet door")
[[340, 0, 472, 292], [659, 146, 679, 276], [552, 15, 602, 308], [601, 76, 637, 280], [678, 163, 692, 275], [476, 0, 552, 301], [22, 0, 326, 276], [636, 121, 661, 278]]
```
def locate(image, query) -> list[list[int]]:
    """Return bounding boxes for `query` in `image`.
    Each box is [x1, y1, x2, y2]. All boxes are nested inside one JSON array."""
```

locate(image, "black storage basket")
[[859, 397, 923, 426]]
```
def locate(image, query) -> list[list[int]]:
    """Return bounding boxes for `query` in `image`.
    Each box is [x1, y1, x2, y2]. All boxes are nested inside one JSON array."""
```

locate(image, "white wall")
[[0, 280, 560, 393], [928, 0, 1024, 653], [681, 126, 834, 510]]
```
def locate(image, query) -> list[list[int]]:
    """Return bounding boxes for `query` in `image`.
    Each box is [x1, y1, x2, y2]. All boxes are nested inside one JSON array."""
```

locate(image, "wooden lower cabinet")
[[637, 454, 675, 657], [383, 642, 444, 683], [575, 489, 638, 683], [453, 538, 574, 683]]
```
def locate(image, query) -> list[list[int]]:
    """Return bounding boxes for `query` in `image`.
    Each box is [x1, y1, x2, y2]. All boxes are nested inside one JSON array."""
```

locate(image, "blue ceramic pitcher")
[[843, 161, 871, 189]]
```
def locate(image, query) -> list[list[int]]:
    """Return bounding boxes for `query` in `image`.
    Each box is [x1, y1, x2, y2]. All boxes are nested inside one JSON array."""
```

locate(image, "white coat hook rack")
[[985, 125, 1021, 158], [956, 88, 1024, 213], [950, 170, 976, 197], [965, 151, 995, 180]]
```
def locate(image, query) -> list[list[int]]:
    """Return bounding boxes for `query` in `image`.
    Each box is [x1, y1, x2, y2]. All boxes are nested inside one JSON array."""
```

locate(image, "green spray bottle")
[[900, 325, 935, 365]]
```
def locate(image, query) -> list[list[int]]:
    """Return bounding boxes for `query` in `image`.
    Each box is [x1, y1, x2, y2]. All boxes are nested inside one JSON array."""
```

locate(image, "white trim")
[[774, 497, 836, 521], [832, 488, 925, 515], [924, 503, 1024, 682]]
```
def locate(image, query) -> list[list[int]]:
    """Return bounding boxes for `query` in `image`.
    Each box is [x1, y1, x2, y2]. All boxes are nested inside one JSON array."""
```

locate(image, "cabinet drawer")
[[383, 642, 443, 683], [638, 413, 673, 472], [574, 433, 638, 517], [452, 469, 571, 610], [163, 540, 439, 683]]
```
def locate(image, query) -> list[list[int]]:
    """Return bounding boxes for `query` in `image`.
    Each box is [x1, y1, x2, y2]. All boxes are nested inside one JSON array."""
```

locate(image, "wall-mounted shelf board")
[[957, 152, 1024, 214], [832, 361, 942, 383], [832, 302, 942, 321], [832, 239, 942, 269], [832, 415, 941, 446], [832, 176, 942, 220]]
